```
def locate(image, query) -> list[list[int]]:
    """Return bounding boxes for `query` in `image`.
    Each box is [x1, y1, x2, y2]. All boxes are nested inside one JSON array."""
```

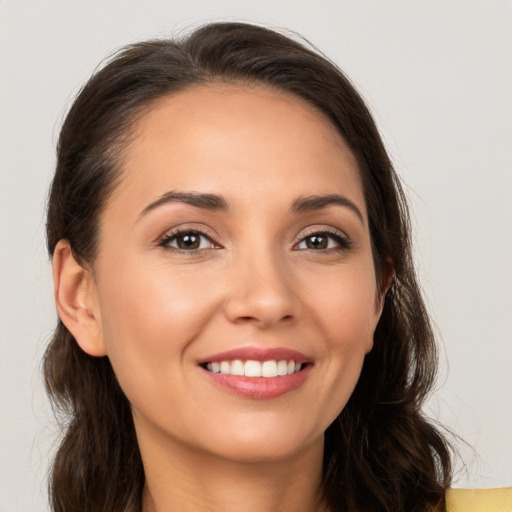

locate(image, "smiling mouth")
[[201, 359, 305, 378], [199, 350, 313, 399]]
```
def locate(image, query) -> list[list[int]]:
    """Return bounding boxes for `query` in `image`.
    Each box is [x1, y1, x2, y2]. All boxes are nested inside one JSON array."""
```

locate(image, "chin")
[[199, 419, 324, 464]]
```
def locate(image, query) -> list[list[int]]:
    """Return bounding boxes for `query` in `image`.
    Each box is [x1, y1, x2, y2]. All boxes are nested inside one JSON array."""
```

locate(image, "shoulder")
[[446, 488, 512, 512]]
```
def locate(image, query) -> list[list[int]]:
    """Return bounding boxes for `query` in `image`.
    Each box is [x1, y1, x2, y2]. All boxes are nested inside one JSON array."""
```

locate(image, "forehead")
[[110, 83, 365, 216]]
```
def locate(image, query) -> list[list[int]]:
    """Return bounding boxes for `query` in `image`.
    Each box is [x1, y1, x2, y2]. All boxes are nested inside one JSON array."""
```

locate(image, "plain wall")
[[1, 1, 511, 510]]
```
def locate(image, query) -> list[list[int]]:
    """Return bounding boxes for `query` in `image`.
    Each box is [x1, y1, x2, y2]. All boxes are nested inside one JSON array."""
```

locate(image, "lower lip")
[[201, 365, 312, 399]]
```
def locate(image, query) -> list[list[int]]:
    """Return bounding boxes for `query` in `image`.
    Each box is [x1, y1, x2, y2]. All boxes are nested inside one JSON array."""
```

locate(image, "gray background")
[[1, 1, 511, 510]]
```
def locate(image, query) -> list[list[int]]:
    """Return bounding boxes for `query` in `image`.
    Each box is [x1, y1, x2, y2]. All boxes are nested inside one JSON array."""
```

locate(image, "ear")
[[375, 257, 395, 317], [52, 240, 106, 357], [366, 258, 395, 354]]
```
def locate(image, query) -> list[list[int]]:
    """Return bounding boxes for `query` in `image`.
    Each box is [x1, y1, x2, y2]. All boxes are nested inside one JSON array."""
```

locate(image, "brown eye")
[[160, 231, 216, 251], [305, 235, 328, 249], [176, 233, 201, 249], [297, 231, 351, 251]]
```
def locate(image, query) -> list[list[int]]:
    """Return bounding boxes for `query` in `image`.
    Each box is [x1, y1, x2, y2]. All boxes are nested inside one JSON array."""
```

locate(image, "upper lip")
[[197, 346, 312, 365]]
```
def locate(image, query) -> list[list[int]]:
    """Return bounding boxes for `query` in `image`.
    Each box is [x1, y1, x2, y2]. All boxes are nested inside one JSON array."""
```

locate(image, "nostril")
[[233, 313, 294, 327]]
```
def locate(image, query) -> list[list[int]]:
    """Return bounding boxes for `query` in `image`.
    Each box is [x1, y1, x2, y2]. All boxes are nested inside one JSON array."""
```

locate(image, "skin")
[[54, 84, 387, 512]]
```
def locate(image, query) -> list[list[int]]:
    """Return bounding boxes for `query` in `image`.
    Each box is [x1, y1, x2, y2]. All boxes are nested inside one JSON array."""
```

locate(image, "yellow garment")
[[446, 488, 512, 511]]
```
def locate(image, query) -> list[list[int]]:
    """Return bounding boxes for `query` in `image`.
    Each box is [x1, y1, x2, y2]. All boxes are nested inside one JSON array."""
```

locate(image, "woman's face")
[[87, 85, 384, 463]]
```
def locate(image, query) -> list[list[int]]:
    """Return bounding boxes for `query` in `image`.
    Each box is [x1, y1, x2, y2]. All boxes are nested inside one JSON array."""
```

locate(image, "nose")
[[223, 250, 300, 329]]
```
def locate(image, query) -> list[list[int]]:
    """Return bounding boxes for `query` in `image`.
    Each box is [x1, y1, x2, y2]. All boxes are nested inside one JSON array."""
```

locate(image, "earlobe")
[[52, 240, 106, 357]]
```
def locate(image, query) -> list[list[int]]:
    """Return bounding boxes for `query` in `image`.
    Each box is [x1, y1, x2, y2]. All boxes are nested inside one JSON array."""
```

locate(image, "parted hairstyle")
[[44, 21, 452, 512]]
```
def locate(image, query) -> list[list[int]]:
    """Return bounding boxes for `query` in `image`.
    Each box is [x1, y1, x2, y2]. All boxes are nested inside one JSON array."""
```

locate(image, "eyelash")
[[158, 228, 221, 253], [295, 229, 352, 252], [158, 228, 351, 253]]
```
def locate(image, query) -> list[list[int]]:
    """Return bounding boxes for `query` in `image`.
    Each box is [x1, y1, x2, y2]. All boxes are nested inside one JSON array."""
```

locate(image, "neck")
[[139, 429, 328, 512]]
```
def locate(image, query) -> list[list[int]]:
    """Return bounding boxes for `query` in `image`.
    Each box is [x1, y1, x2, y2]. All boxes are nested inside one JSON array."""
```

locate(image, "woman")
[[44, 21, 502, 512]]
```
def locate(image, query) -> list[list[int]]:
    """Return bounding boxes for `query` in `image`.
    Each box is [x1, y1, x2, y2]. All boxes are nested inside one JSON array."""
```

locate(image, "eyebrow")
[[139, 191, 230, 218], [139, 191, 364, 223], [291, 194, 364, 223]]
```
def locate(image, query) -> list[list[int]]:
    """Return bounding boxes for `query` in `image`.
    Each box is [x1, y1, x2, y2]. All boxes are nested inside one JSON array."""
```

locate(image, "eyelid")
[[294, 226, 352, 250], [158, 225, 222, 250]]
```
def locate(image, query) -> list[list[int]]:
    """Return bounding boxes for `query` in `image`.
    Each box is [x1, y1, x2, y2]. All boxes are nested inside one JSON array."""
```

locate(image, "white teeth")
[[261, 360, 278, 378], [277, 360, 288, 376], [244, 360, 262, 377], [205, 359, 303, 377], [230, 359, 245, 376]]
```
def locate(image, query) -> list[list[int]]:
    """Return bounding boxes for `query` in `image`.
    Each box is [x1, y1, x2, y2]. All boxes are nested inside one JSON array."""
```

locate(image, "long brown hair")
[[44, 22, 452, 512]]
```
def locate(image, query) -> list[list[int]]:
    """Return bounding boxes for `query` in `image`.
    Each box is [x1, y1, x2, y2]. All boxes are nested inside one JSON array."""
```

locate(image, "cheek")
[[95, 260, 220, 391], [302, 262, 379, 414], [310, 263, 379, 349]]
